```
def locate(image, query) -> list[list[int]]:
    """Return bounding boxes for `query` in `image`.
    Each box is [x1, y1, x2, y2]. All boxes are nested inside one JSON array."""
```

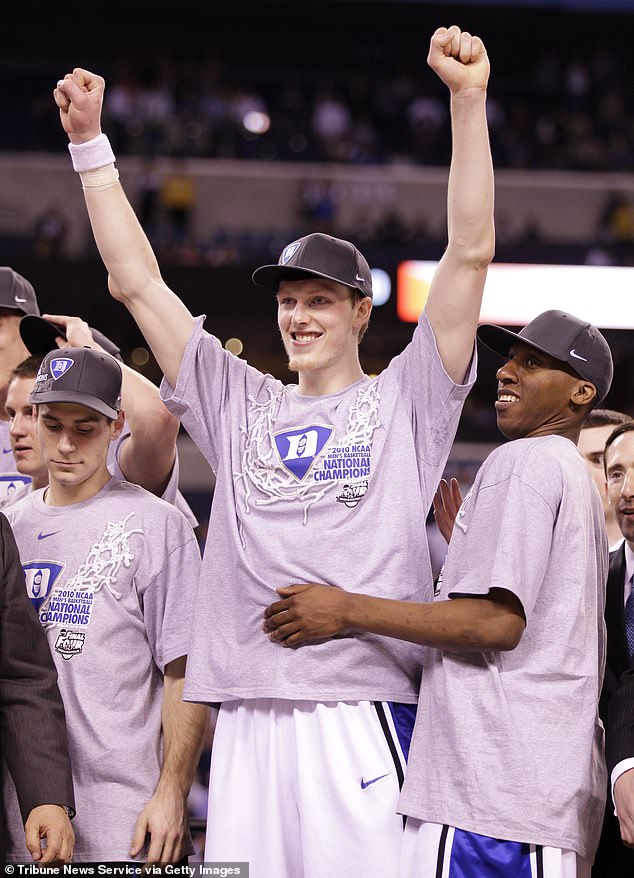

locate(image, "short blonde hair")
[[350, 288, 371, 343]]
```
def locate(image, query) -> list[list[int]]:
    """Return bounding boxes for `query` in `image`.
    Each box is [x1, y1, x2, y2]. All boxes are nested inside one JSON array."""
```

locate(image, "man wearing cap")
[[54, 25, 493, 877], [0, 267, 42, 501], [1, 346, 209, 864], [16, 313, 198, 526], [264, 309, 611, 876], [0, 310, 121, 512], [0, 275, 195, 524], [0, 273, 76, 865]]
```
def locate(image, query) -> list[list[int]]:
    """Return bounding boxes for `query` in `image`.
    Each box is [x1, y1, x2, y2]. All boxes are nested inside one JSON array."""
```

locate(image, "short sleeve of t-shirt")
[[440, 441, 562, 621], [160, 316, 280, 474], [134, 506, 201, 672], [387, 313, 477, 467]]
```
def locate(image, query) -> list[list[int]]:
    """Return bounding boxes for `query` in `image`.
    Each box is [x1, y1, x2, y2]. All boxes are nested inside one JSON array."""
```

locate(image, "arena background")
[[3, 0, 634, 851], [1, 0, 633, 513]]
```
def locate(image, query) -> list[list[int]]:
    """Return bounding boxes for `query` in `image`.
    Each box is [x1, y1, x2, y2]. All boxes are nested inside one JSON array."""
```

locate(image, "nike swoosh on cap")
[[569, 349, 588, 361], [14, 296, 27, 303]]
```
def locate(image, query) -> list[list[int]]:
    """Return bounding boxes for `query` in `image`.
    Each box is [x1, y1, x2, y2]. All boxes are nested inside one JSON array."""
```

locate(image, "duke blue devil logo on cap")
[[280, 241, 301, 265], [50, 357, 74, 379], [274, 425, 333, 480]]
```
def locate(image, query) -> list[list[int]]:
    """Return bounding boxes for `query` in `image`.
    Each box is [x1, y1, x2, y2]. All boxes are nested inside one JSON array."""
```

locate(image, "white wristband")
[[68, 133, 116, 173]]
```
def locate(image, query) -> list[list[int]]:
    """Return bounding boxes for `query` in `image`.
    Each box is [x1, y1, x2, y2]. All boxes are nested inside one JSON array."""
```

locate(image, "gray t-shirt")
[[162, 311, 475, 703], [398, 434, 608, 861], [2, 478, 201, 862]]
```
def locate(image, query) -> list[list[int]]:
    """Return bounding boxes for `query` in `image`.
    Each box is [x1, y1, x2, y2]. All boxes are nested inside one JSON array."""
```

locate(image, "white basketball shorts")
[[205, 698, 416, 878]]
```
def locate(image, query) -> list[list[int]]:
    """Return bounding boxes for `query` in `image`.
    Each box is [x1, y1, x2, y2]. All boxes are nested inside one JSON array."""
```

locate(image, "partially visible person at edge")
[[0, 511, 75, 865], [0, 267, 41, 502], [578, 408, 630, 549], [593, 420, 634, 875]]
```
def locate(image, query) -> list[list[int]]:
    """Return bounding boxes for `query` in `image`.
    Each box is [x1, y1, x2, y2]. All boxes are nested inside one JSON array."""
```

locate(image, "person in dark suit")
[[606, 668, 634, 856], [593, 420, 634, 874], [0, 511, 75, 864]]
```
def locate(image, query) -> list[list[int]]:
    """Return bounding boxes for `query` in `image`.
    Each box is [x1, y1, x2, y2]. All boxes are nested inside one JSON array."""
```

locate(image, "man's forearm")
[[343, 590, 523, 652], [422, 27, 494, 382], [128, 658, 210, 862], [264, 583, 525, 651], [446, 88, 494, 261], [117, 363, 180, 497], [83, 182, 164, 303], [157, 659, 211, 797]]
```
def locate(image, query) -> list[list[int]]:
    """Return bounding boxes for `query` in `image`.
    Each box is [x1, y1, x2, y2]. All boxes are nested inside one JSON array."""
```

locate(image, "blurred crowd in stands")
[[4, 3, 634, 273], [2, 30, 631, 270], [13, 43, 632, 173]]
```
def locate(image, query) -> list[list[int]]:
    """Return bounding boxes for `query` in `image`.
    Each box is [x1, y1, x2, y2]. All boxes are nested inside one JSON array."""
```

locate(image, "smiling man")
[[53, 24, 494, 877], [264, 309, 613, 877]]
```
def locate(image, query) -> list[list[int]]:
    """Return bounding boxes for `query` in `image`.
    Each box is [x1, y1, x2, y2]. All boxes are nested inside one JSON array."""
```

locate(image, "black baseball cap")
[[0, 267, 40, 316], [30, 346, 122, 419], [19, 315, 123, 361], [252, 233, 373, 299], [477, 309, 613, 405]]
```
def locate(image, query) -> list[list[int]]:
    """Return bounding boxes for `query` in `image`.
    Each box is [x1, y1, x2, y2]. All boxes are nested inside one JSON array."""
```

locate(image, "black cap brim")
[[20, 316, 65, 355], [252, 264, 371, 297], [20, 316, 123, 361], [477, 323, 563, 362], [29, 389, 120, 420]]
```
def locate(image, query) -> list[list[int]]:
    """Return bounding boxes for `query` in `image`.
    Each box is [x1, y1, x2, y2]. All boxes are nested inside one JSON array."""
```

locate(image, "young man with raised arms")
[[54, 24, 493, 877]]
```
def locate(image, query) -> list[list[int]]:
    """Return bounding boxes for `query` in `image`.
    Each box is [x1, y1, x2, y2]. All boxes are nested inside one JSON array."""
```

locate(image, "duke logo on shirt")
[[23, 561, 65, 611], [274, 425, 333, 480]]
